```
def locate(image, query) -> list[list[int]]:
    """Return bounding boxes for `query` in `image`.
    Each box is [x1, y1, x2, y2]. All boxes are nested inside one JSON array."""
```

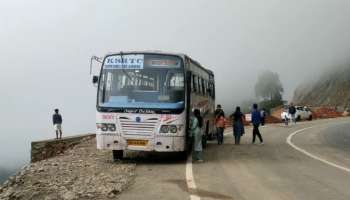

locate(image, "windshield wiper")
[[101, 81, 106, 103]]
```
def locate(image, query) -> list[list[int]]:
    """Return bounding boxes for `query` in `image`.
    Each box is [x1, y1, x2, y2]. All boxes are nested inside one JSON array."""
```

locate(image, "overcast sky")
[[1, 0, 350, 168]]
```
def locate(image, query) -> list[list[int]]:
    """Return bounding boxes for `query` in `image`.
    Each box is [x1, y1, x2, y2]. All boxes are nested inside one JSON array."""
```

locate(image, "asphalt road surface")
[[118, 117, 350, 200]]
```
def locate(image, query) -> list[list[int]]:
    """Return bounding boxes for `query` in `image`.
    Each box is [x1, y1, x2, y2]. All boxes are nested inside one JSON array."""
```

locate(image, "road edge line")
[[186, 154, 201, 200], [286, 126, 350, 174]]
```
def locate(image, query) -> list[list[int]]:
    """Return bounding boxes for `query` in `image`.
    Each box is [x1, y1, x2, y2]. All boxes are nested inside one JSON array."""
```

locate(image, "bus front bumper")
[[96, 134, 185, 152]]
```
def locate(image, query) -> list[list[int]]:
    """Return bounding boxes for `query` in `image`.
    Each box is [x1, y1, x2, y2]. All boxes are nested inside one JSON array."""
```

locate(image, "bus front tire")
[[112, 150, 123, 161]]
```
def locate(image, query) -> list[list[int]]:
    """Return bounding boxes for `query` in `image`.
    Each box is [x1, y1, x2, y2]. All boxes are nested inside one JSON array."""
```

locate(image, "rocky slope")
[[0, 138, 135, 200], [293, 66, 350, 110]]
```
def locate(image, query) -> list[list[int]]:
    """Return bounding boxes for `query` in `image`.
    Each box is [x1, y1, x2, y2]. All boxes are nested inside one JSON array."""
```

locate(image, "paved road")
[[118, 117, 350, 200]]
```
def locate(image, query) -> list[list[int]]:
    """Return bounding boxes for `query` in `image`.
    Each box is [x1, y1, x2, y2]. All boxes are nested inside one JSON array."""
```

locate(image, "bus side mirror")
[[92, 76, 99, 84]]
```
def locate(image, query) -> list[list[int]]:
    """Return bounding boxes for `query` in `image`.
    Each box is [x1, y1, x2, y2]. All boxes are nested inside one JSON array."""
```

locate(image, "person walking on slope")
[[288, 103, 297, 125], [230, 106, 245, 145], [251, 104, 264, 145], [53, 109, 63, 139], [190, 109, 204, 162], [216, 112, 226, 145]]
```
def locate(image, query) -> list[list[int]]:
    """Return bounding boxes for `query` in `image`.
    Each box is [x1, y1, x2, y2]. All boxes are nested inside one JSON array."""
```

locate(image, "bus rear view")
[[95, 52, 186, 160]]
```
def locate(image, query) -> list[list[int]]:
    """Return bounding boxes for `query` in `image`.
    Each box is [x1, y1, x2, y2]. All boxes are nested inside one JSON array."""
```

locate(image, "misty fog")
[[1, 0, 350, 173]]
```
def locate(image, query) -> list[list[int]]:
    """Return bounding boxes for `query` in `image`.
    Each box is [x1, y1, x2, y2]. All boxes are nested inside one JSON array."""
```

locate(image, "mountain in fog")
[[293, 65, 350, 109]]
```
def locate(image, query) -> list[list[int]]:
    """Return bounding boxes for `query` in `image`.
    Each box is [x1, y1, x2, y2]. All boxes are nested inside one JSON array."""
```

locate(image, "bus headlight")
[[107, 124, 116, 132], [169, 125, 177, 133], [160, 125, 169, 133], [160, 125, 178, 134], [97, 123, 116, 132], [101, 124, 108, 132]]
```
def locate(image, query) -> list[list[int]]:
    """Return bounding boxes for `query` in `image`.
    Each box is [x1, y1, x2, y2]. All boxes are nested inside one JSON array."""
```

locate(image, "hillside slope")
[[293, 66, 350, 109]]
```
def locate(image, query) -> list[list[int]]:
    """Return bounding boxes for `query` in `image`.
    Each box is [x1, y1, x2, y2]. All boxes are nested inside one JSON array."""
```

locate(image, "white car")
[[281, 106, 312, 121]]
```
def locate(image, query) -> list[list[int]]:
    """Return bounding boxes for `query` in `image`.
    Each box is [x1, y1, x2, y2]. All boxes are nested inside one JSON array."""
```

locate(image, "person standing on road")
[[53, 109, 63, 139], [284, 113, 289, 126], [216, 112, 226, 145], [230, 106, 245, 145], [288, 103, 297, 125], [214, 104, 224, 141], [190, 109, 204, 162], [251, 104, 264, 145]]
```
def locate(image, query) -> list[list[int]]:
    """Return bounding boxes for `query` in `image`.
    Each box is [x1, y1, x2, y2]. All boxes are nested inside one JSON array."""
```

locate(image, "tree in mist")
[[255, 70, 284, 101]]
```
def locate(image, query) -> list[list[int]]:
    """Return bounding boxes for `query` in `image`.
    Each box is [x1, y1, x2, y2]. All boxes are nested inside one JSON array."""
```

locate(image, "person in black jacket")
[[53, 109, 63, 139], [288, 103, 297, 125], [230, 106, 245, 145]]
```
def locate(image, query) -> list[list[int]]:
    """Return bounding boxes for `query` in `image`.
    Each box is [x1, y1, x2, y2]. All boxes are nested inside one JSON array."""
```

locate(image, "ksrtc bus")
[[92, 51, 215, 160]]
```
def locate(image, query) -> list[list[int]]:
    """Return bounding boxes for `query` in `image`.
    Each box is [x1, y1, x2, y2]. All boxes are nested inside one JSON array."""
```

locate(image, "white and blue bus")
[[92, 51, 215, 160]]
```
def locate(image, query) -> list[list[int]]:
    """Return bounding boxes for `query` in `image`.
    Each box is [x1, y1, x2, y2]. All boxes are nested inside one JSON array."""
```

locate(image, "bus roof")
[[105, 50, 186, 58], [104, 50, 213, 74]]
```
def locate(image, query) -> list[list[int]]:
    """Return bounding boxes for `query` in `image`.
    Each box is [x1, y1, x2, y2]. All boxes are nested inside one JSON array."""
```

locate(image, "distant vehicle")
[[91, 51, 216, 160], [281, 106, 312, 121]]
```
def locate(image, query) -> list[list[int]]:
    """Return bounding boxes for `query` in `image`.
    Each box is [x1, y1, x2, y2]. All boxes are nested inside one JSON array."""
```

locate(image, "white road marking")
[[186, 154, 201, 200], [287, 127, 350, 174], [186, 125, 265, 199]]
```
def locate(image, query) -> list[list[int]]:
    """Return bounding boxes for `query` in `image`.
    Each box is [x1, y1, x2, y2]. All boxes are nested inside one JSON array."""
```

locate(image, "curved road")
[[118, 117, 350, 200]]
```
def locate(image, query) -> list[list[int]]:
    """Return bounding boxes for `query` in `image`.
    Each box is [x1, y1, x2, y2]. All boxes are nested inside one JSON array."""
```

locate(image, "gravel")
[[0, 138, 135, 200]]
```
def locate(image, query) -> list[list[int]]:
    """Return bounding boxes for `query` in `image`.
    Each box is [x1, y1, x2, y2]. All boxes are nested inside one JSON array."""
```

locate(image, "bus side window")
[[192, 75, 197, 92], [212, 83, 215, 98], [207, 81, 211, 96], [208, 82, 213, 98], [198, 77, 202, 95], [201, 79, 206, 96], [208, 82, 212, 97]]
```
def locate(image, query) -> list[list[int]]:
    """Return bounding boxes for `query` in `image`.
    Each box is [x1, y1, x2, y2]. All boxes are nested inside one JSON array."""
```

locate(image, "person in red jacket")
[[216, 112, 226, 145]]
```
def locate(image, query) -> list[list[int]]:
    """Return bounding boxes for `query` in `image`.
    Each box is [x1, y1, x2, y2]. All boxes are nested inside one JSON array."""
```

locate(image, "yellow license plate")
[[127, 140, 148, 146]]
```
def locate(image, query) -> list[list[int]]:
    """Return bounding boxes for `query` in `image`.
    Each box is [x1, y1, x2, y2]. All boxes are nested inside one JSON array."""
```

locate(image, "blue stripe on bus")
[[100, 102, 184, 109]]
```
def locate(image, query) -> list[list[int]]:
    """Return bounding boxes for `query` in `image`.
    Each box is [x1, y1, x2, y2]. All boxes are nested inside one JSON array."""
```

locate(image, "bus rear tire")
[[178, 151, 188, 160], [112, 150, 123, 161]]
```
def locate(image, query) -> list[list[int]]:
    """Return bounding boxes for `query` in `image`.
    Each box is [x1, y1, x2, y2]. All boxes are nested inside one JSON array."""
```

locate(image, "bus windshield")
[[98, 54, 185, 111]]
